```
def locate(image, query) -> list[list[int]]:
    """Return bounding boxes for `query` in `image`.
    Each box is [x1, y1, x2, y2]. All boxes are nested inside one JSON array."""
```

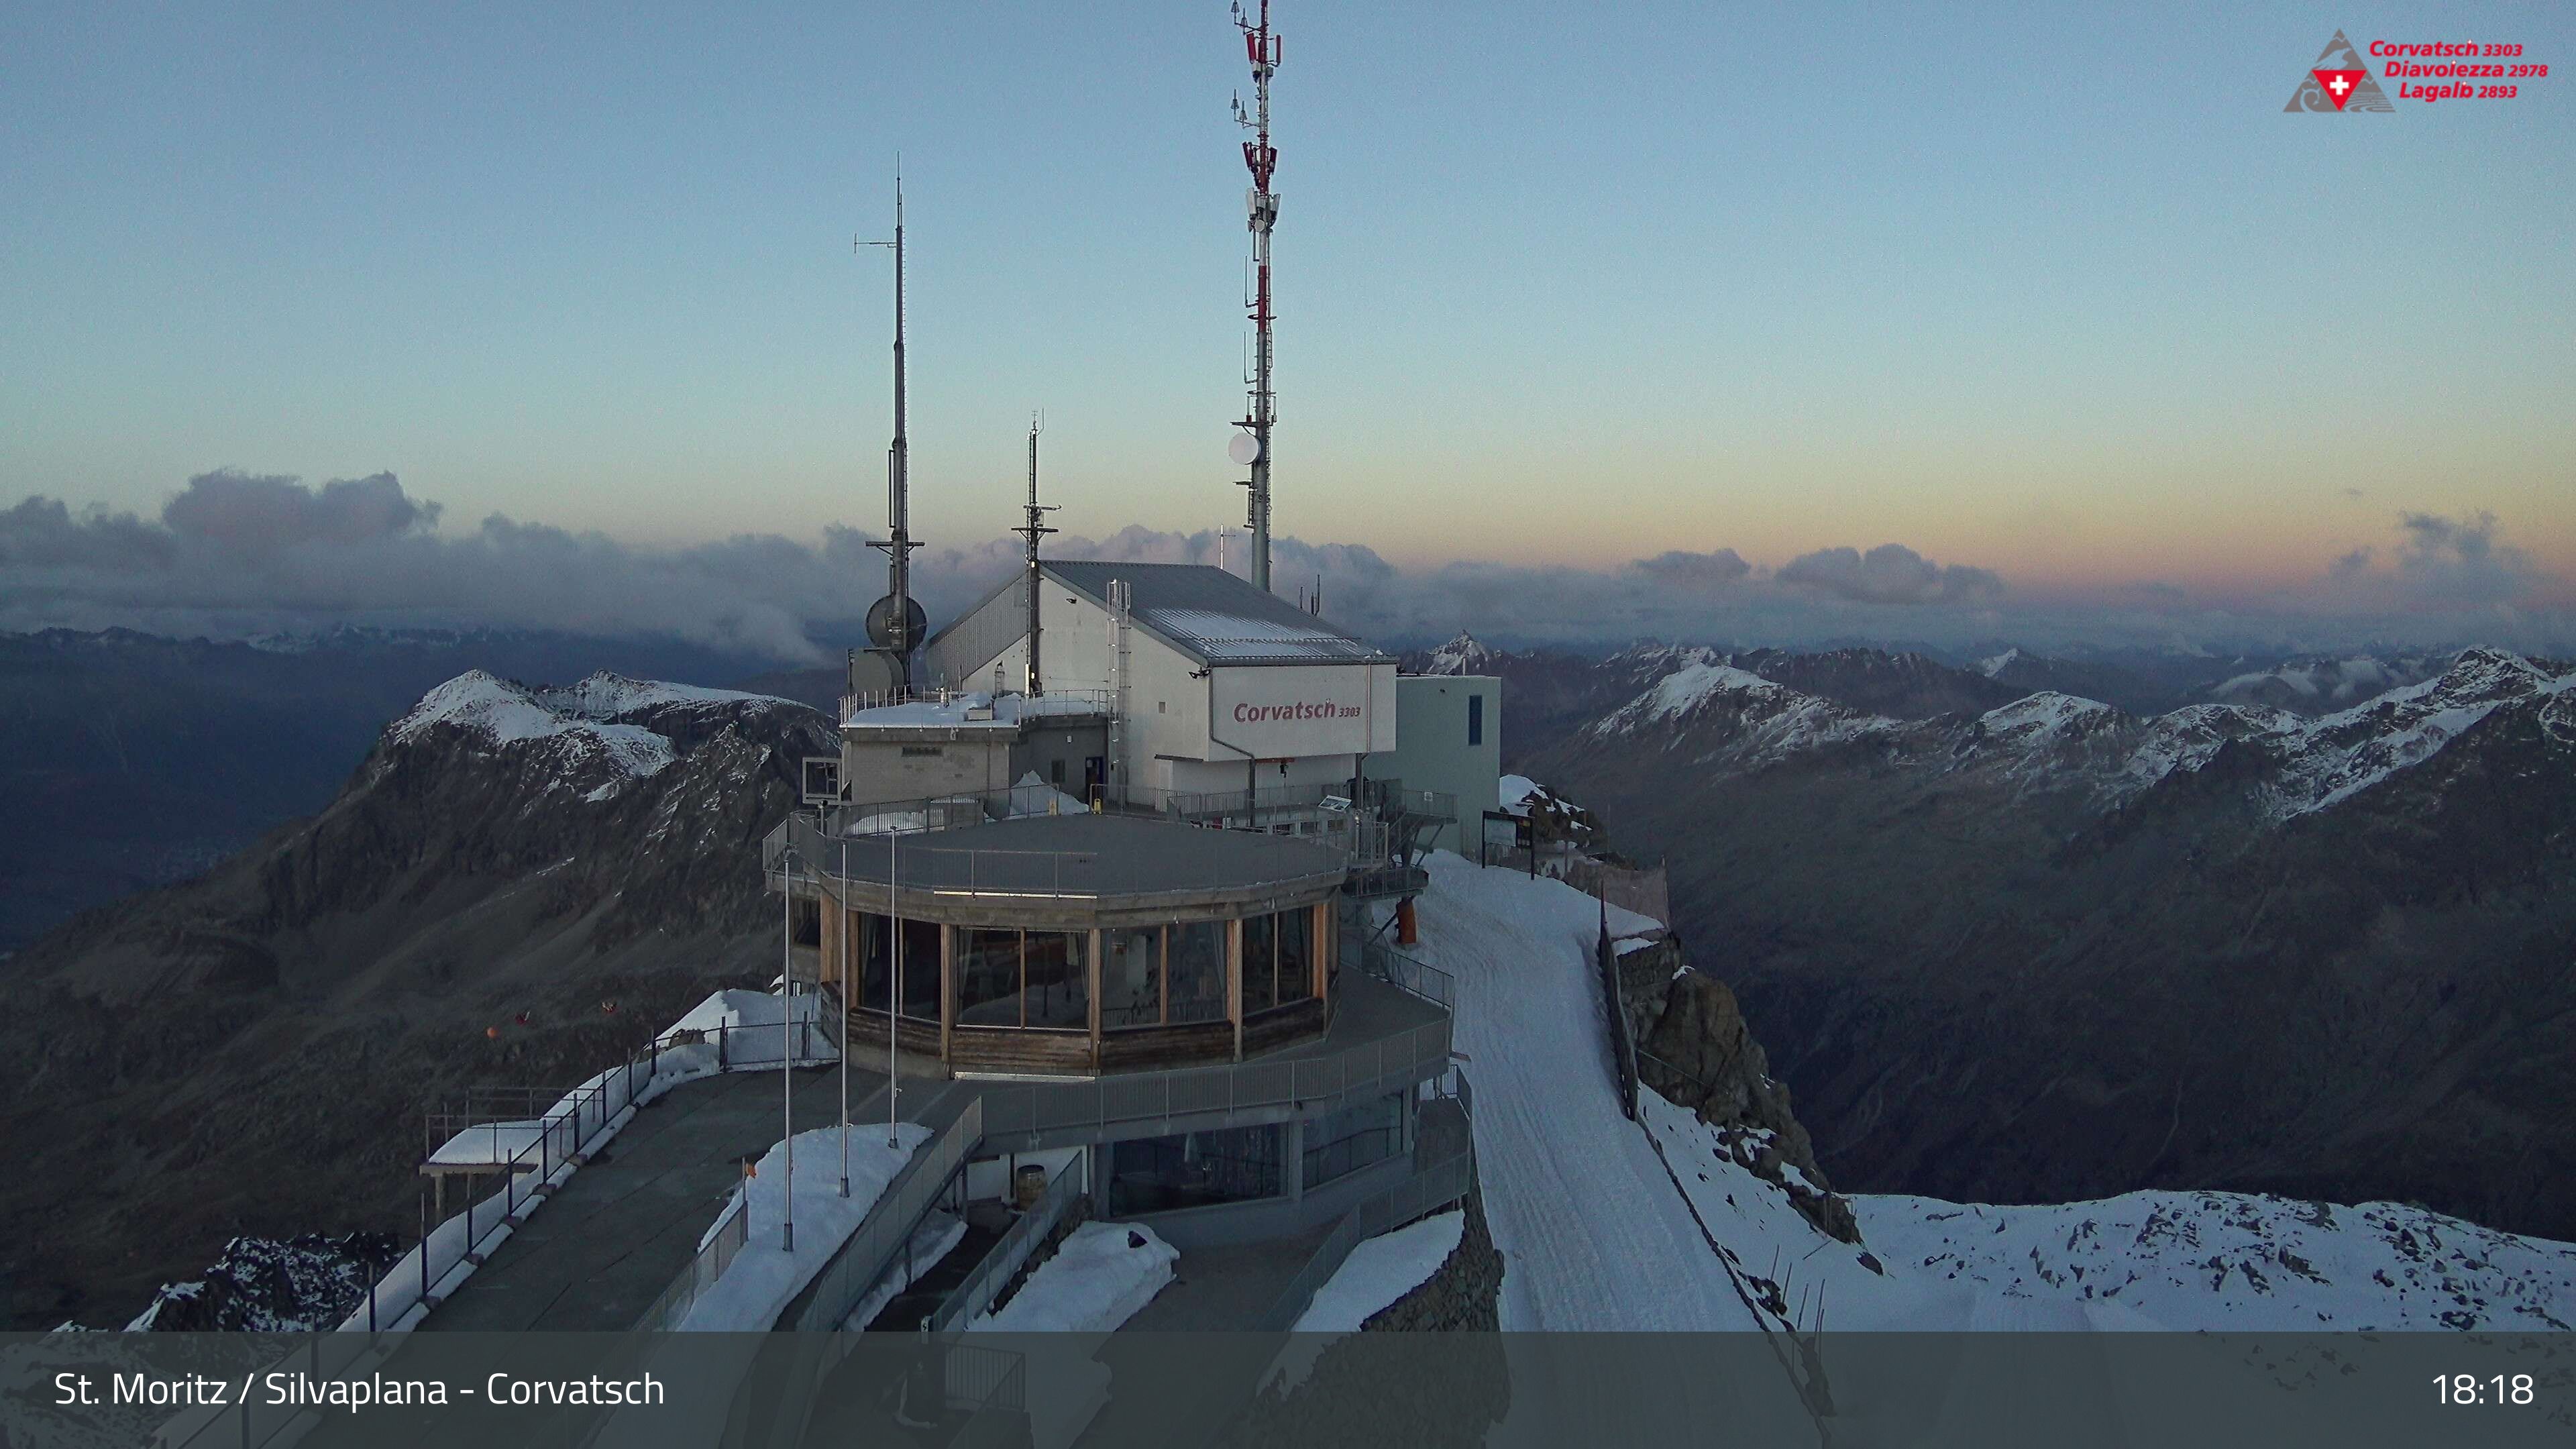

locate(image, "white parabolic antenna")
[[1228, 431, 1261, 466]]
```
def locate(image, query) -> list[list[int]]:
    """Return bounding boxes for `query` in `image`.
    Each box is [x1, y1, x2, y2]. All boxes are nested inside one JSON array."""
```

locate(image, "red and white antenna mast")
[[1228, 0, 1281, 592]]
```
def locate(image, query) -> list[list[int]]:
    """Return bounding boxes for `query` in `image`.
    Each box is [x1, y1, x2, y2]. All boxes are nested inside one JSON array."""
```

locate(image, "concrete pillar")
[[1285, 1118, 1305, 1204]]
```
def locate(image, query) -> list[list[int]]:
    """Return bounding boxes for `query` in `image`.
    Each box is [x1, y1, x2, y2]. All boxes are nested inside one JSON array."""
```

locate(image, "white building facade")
[[922, 561, 1397, 808]]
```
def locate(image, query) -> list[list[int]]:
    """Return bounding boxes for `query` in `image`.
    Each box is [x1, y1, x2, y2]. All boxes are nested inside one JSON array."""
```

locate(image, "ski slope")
[[1409, 852, 1762, 1330]]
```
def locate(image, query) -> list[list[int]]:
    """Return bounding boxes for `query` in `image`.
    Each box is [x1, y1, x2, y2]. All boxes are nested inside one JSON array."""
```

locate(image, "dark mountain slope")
[[0, 672, 831, 1328], [1527, 651, 2576, 1240], [0, 627, 799, 951]]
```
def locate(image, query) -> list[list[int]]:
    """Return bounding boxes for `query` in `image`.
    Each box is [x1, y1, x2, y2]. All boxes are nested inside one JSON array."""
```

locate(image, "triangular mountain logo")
[[2287, 31, 2393, 112]]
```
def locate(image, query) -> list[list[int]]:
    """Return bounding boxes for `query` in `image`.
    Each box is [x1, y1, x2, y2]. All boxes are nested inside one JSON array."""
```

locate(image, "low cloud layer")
[[2329, 510, 2534, 608], [4, 472, 2569, 661], [1777, 543, 2004, 606]]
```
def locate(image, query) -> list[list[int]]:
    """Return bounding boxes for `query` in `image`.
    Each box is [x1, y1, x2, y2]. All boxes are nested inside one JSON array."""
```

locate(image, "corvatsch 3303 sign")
[[1207, 663, 1396, 759]]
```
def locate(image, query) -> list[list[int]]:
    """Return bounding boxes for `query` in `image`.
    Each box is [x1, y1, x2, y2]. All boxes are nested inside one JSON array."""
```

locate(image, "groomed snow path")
[[1410, 852, 1760, 1331]]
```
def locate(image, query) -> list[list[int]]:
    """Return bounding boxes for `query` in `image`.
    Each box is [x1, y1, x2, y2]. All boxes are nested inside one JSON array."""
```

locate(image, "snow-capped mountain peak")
[[1421, 631, 1505, 676], [385, 670, 805, 801]]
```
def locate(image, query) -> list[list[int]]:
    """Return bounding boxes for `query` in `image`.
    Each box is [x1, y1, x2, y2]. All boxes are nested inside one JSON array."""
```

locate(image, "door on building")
[[1083, 755, 1106, 806]]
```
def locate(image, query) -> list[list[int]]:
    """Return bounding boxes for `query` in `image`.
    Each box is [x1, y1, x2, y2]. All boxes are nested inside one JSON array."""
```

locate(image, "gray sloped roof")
[[1037, 561, 1391, 667]]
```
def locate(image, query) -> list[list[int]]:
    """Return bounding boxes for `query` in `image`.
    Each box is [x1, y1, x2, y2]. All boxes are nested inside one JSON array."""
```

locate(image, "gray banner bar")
[[10, 1330, 2569, 1448]]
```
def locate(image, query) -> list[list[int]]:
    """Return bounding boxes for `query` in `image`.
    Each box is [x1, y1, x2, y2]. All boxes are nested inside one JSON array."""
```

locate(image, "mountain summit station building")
[[761, 561, 1494, 1255]]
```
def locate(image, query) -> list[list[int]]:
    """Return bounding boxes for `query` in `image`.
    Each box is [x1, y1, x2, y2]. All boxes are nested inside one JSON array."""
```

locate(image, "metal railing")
[[633, 1185, 753, 1332], [777, 814, 1354, 906], [162, 1043, 683, 1447], [939, 1344, 1029, 1449], [784, 1092, 984, 1331], [840, 686, 1114, 727], [1599, 922, 1640, 1122], [973, 1016, 1452, 1145], [1257, 1071, 1478, 1332], [926, 1154, 1089, 1332], [1356, 939, 1454, 1008]]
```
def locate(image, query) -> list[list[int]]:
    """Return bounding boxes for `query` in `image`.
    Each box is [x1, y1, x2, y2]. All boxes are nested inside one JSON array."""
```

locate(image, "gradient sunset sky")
[[5, 2, 2571, 635]]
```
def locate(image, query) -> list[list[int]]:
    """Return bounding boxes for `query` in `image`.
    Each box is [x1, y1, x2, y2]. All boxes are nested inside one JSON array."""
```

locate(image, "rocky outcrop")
[[1360, 1183, 1503, 1333], [124, 1233, 402, 1331], [1217, 1190, 1511, 1449], [1617, 936, 1861, 1244]]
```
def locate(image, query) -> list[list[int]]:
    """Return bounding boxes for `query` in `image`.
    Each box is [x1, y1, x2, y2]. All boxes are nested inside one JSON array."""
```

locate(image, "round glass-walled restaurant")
[[794, 813, 1350, 1075]]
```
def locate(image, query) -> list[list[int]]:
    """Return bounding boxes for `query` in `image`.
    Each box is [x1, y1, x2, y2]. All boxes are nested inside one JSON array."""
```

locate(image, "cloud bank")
[[4, 472, 2569, 661]]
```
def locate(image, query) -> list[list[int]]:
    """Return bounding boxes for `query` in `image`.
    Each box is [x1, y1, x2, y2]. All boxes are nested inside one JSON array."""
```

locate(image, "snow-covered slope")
[[1414, 852, 2576, 1334], [2204, 653, 2453, 714], [1856, 1190, 2576, 1332], [1409, 853, 1762, 1331], [1580, 647, 2576, 822], [384, 669, 801, 802]]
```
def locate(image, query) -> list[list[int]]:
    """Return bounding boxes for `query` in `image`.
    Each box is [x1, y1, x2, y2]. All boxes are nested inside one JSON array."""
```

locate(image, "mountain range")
[[1519, 642, 2576, 1241]]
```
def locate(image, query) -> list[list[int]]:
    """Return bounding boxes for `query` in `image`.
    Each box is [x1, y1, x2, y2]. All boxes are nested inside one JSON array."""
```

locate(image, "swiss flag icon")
[[2312, 68, 2368, 109]]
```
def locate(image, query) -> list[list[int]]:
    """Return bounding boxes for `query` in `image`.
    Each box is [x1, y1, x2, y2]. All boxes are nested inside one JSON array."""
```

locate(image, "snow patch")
[[675, 1124, 930, 1330], [969, 1221, 1177, 1333]]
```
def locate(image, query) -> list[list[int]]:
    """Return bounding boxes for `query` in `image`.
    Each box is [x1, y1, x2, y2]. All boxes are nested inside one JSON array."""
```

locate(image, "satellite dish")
[[865, 593, 930, 651], [1228, 431, 1261, 466]]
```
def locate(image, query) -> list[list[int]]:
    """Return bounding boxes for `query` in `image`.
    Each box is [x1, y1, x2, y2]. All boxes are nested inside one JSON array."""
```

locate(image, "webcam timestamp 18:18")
[[2436, 1373, 2536, 1407]]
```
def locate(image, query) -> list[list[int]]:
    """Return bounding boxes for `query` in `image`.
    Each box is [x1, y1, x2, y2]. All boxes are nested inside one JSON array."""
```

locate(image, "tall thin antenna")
[[1229, 0, 1281, 592], [859, 168, 924, 692], [1015, 411, 1058, 696]]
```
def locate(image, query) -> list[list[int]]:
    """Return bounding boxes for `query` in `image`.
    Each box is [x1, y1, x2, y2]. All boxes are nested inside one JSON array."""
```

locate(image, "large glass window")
[[1022, 932, 1089, 1030], [1108, 1124, 1283, 1214], [956, 928, 1022, 1026], [1277, 906, 1314, 1005], [856, 914, 942, 1023], [1168, 920, 1226, 1024], [1101, 926, 1162, 1029], [1303, 1093, 1403, 1189], [1242, 914, 1278, 1014]]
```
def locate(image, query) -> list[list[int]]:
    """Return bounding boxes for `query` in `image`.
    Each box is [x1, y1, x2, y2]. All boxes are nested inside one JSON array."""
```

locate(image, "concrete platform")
[[421, 1063, 892, 1332]]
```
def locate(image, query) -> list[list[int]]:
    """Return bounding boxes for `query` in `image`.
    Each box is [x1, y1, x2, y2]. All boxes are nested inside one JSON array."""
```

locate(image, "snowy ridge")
[[1417, 853, 2576, 1333], [1422, 631, 1505, 676], [1585, 646, 2576, 820], [1974, 647, 2020, 679], [1856, 1190, 2576, 1331], [2206, 653, 2451, 711], [386, 669, 798, 799], [390, 672, 677, 785], [2264, 648, 2575, 817], [1592, 662, 1882, 765]]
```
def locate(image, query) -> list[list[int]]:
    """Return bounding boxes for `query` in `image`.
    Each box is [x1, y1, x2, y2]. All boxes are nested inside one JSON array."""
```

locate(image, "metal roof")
[[1040, 561, 1392, 667]]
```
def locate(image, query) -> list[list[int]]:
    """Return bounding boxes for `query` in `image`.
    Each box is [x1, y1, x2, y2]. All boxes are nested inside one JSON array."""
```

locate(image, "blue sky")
[[3, 3, 2571, 651]]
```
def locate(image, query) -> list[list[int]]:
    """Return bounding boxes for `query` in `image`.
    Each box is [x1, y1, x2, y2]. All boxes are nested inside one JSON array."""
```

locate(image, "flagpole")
[[839, 836, 851, 1198], [781, 847, 795, 1253]]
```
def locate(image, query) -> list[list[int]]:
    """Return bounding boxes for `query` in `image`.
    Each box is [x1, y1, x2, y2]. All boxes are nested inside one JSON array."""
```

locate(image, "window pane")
[[1242, 913, 1278, 1014], [1108, 1124, 1283, 1214], [1277, 907, 1313, 1004], [1303, 1091, 1403, 1189], [1022, 931, 1089, 1030], [857, 912, 892, 1006], [898, 919, 941, 1022], [857, 914, 943, 1024], [1102, 927, 1161, 1028], [1167, 921, 1226, 1024], [956, 928, 1022, 1026], [1468, 692, 1484, 746]]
